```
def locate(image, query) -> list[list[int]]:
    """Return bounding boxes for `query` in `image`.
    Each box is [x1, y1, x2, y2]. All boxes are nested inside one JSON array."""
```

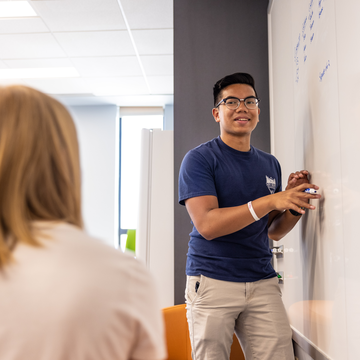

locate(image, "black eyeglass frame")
[[215, 96, 260, 110]]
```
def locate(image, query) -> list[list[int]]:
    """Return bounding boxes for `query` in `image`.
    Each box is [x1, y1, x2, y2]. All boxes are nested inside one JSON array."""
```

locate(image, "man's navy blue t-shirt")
[[178, 137, 282, 282]]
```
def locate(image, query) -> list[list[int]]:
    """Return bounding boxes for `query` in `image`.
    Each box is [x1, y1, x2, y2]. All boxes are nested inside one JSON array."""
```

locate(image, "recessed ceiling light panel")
[[0, 1, 37, 18], [0, 67, 80, 79]]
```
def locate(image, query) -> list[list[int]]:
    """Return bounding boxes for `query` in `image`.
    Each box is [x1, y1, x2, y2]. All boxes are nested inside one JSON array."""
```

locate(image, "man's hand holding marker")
[[289, 186, 321, 216]]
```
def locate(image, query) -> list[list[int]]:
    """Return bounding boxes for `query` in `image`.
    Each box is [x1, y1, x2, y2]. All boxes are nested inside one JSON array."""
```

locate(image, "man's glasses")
[[215, 96, 260, 110]]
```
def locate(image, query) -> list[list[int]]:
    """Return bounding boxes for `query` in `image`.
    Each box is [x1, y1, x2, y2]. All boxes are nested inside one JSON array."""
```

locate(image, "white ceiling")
[[0, 0, 174, 107]]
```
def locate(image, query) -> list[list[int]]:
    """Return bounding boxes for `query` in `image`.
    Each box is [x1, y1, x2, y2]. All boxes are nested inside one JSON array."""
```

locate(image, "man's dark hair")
[[213, 72, 258, 106]]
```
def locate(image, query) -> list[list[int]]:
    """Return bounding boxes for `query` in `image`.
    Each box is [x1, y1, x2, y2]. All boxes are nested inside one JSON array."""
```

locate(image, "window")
[[119, 113, 163, 251]]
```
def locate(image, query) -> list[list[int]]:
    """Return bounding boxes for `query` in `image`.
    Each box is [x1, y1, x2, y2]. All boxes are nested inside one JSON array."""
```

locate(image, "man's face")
[[212, 83, 260, 141]]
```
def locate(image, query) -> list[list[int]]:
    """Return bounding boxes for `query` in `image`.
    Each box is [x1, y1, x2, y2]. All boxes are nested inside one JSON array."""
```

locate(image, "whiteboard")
[[268, 1, 360, 359]]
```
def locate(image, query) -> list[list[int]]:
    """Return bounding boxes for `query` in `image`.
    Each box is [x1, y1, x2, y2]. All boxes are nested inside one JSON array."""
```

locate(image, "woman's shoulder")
[[30, 221, 151, 284]]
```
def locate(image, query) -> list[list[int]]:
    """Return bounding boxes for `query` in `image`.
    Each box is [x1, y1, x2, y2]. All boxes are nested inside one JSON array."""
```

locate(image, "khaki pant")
[[185, 275, 294, 360]]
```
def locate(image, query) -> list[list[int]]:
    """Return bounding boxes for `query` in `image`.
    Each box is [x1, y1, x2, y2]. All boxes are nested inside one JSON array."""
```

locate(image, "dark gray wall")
[[174, 0, 270, 304]]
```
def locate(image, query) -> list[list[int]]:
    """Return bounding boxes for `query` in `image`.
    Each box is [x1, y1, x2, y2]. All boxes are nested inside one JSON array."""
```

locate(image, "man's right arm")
[[185, 195, 257, 240], [185, 183, 319, 240]]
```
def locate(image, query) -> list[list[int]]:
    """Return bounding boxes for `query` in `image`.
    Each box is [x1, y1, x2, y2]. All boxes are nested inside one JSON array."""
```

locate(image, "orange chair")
[[162, 304, 245, 360]]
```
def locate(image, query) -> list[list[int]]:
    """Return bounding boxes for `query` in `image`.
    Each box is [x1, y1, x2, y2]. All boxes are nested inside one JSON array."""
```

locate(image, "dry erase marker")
[[304, 188, 318, 194]]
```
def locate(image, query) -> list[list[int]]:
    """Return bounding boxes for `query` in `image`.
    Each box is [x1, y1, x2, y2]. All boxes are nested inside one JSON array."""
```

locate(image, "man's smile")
[[234, 117, 250, 122]]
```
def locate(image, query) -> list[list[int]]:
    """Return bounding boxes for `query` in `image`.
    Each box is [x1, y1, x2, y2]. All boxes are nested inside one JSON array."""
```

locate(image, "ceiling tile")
[[141, 55, 173, 76], [3, 58, 73, 68], [120, 0, 173, 29], [0, 0, 174, 106], [0, 33, 67, 59], [57, 94, 174, 108], [0, 18, 49, 34], [20, 77, 90, 95], [71, 56, 142, 77], [132, 29, 173, 55], [30, 0, 126, 31], [53, 31, 135, 57], [147, 75, 173, 94], [86, 76, 149, 96]]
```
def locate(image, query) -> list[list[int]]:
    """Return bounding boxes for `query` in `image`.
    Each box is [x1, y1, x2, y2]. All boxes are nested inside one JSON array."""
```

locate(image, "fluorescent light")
[[0, 67, 80, 79], [0, 1, 37, 18]]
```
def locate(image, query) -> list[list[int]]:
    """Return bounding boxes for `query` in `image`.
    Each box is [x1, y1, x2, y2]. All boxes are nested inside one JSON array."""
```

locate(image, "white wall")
[[137, 129, 174, 309], [163, 104, 173, 131], [69, 105, 119, 248]]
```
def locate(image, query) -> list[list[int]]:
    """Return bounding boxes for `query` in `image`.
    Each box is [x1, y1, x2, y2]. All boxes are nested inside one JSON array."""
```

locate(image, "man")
[[178, 73, 321, 360]]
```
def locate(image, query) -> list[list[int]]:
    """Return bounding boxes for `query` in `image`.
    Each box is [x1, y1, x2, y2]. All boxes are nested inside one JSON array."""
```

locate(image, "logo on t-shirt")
[[266, 176, 276, 194]]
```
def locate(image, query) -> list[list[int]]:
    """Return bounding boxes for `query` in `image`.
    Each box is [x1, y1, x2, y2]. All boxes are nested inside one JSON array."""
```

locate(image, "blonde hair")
[[0, 85, 83, 266]]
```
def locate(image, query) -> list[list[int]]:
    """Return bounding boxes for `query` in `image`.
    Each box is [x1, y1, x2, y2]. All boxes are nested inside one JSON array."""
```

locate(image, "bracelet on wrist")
[[248, 201, 260, 221]]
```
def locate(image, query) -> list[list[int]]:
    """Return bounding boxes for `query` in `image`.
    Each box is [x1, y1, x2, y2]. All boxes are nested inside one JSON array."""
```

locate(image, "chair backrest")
[[162, 304, 245, 360], [163, 304, 192, 360]]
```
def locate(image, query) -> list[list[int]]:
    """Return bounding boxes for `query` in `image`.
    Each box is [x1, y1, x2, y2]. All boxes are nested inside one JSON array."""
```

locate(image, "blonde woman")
[[0, 85, 166, 360]]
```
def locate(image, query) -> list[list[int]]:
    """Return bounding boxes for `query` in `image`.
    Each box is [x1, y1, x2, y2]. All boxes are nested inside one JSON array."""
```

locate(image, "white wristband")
[[247, 201, 260, 221]]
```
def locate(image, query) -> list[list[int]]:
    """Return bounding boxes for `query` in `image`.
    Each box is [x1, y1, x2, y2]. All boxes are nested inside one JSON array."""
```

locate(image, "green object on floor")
[[125, 229, 136, 253]]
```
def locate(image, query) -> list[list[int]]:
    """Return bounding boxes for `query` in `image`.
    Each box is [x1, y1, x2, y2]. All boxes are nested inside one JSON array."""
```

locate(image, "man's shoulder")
[[252, 146, 280, 164], [191, 137, 219, 152], [186, 137, 221, 159]]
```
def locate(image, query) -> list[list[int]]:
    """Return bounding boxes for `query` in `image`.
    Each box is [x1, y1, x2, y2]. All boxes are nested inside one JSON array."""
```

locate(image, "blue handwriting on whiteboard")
[[308, 10, 313, 21], [319, 60, 330, 81], [302, 17, 307, 40], [294, 34, 300, 60], [318, 0, 324, 18], [294, 35, 300, 83]]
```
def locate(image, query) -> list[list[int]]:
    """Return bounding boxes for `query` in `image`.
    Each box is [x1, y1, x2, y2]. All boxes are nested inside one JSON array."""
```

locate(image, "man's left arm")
[[268, 170, 317, 241]]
